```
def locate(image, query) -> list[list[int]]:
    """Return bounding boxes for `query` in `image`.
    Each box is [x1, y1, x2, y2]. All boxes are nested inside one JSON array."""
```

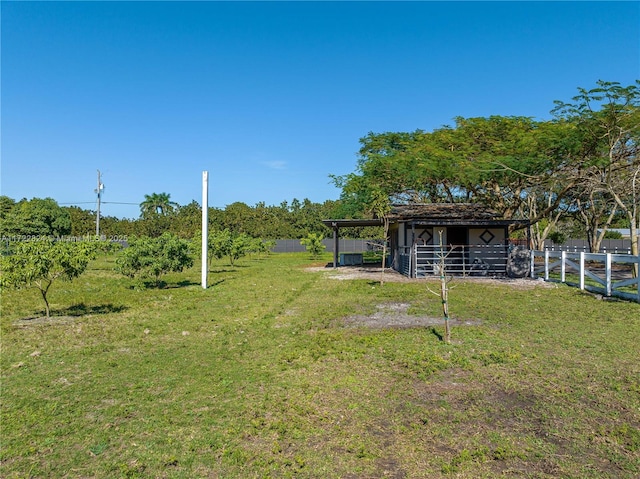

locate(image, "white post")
[[201, 171, 209, 289], [605, 253, 612, 297], [530, 250, 535, 278], [579, 252, 585, 290], [636, 255, 640, 303], [561, 251, 566, 283], [544, 250, 550, 281]]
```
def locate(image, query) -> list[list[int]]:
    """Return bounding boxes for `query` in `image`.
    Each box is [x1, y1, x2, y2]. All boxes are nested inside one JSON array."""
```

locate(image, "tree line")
[[0, 196, 377, 241]]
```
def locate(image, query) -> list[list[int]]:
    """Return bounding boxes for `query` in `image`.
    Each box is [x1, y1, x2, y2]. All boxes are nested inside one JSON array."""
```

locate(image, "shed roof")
[[322, 203, 529, 229], [389, 203, 498, 221]]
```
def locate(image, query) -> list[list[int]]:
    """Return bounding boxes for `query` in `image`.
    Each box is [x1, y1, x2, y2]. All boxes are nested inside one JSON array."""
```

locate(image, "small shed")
[[323, 203, 530, 278]]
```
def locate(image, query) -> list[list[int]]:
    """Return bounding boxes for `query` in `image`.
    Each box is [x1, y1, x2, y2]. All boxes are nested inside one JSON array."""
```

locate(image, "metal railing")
[[398, 244, 511, 278]]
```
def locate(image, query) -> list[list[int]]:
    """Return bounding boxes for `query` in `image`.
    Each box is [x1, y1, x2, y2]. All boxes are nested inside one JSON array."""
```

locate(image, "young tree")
[[300, 233, 326, 259], [115, 233, 193, 287], [0, 238, 99, 318], [207, 229, 255, 266], [369, 188, 391, 285], [228, 233, 254, 265], [426, 230, 456, 344]]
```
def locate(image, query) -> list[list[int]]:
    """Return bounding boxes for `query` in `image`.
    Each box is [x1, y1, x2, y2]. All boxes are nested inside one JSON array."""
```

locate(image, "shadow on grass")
[[126, 279, 200, 290], [429, 326, 444, 341], [172, 280, 200, 288], [53, 303, 128, 317]]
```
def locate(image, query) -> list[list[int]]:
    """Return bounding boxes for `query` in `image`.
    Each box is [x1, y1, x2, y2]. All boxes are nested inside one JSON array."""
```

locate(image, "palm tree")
[[140, 192, 178, 218]]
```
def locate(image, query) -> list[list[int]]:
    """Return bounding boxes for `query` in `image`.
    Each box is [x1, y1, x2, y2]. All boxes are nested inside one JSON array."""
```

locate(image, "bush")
[[300, 233, 326, 258], [115, 233, 193, 287]]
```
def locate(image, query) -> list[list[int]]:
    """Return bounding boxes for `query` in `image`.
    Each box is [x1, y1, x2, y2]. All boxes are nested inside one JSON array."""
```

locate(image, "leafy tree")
[[208, 229, 233, 265], [66, 206, 96, 236], [207, 229, 255, 266], [332, 117, 576, 237], [0, 238, 99, 317], [228, 233, 255, 265], [0, 197, 71, 237], [300, 233, 326, 259], [553, 80, 640, 258], [168, 201, 202, 239], [115, 233, 193, 287], [139, 192, 178, 219], [368, 188, 391, 285], [0, 196, 16, 219]]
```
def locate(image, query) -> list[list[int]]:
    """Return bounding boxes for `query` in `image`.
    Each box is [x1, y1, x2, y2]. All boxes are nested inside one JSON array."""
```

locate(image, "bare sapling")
[[426, 230, 457, 344]]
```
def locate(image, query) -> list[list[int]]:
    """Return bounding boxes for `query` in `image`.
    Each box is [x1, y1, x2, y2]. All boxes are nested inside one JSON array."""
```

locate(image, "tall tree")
[[333, 117, 576, 235], [139, 192, 178, 218], [553, 80, 640, 256]]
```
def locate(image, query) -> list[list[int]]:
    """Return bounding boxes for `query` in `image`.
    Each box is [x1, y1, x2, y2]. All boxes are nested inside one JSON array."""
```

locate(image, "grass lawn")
[[1, 252, 639, 478]]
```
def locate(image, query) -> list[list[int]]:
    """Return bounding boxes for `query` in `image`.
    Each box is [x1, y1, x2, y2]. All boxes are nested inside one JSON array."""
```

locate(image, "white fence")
[[531, 250, 640, 303]]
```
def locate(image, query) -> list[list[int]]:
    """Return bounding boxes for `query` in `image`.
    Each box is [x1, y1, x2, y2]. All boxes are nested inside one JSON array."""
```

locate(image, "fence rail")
[[542, 238, 638, 254], [531, 250, 640, 303]]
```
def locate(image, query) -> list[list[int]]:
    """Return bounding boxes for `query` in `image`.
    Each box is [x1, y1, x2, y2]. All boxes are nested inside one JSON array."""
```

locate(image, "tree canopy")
[[0, 197, 71, 237], [0, 238, 99, 317]]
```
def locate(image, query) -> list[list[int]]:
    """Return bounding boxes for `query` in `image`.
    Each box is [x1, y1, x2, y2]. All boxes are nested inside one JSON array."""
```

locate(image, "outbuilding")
[[323, 203, 530, 278]]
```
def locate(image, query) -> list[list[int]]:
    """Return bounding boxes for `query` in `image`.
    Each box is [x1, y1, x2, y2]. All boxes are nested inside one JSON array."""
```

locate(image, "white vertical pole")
[[579, 252, 585, 290], [530, 250, 535, 279], [201, 171, 209, 289], [605, 253, 612, 297], [561, 251, 566, 283], [544, 250, 550, 281]]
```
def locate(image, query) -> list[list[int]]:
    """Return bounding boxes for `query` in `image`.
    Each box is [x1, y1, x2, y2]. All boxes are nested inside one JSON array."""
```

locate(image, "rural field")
[[1, 252, 639, 478]]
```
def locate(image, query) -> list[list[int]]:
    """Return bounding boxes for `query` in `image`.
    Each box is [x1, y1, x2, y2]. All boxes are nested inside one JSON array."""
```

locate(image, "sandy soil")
[[306, 265, 556, 289]]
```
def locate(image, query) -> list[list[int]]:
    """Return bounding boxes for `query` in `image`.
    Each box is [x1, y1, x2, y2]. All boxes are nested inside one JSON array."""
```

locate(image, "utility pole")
[[95, 170, 104, 236]]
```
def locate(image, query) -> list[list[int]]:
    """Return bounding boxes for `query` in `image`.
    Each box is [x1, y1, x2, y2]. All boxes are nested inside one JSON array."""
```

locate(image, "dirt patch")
[[342, 302, 482, 329], [307, 265, 556, 289]]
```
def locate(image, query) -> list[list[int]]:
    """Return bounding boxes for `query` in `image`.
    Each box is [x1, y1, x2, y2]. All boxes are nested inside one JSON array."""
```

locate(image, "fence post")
[[579, 252, 585, 290], [530, 250, 535, 278], [605, 253, 612, 297], [561, 251, 566, 282], [544, 250, 550, 281], [412, 243, 416, 279], [636, 255, 640, 303]]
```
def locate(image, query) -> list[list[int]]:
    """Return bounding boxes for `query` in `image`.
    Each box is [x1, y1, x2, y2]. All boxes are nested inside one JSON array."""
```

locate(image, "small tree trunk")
[[38, 281, 52, 318], [439, 269, 451, 344]]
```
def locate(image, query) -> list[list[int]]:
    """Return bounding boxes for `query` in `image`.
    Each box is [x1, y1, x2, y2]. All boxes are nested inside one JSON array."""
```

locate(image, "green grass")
[[2, 253, 639, 478]]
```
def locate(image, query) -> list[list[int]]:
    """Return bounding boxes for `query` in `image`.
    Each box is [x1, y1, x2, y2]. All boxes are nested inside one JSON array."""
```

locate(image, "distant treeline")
[[0, 196, 380, 241]]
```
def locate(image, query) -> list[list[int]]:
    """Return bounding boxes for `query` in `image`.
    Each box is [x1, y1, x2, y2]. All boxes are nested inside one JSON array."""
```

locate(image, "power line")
[[58, 201, 139, 205]]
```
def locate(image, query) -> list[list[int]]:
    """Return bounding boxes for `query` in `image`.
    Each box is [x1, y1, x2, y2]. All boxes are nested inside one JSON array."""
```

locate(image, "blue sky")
[[2, 1, 639, 219]]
